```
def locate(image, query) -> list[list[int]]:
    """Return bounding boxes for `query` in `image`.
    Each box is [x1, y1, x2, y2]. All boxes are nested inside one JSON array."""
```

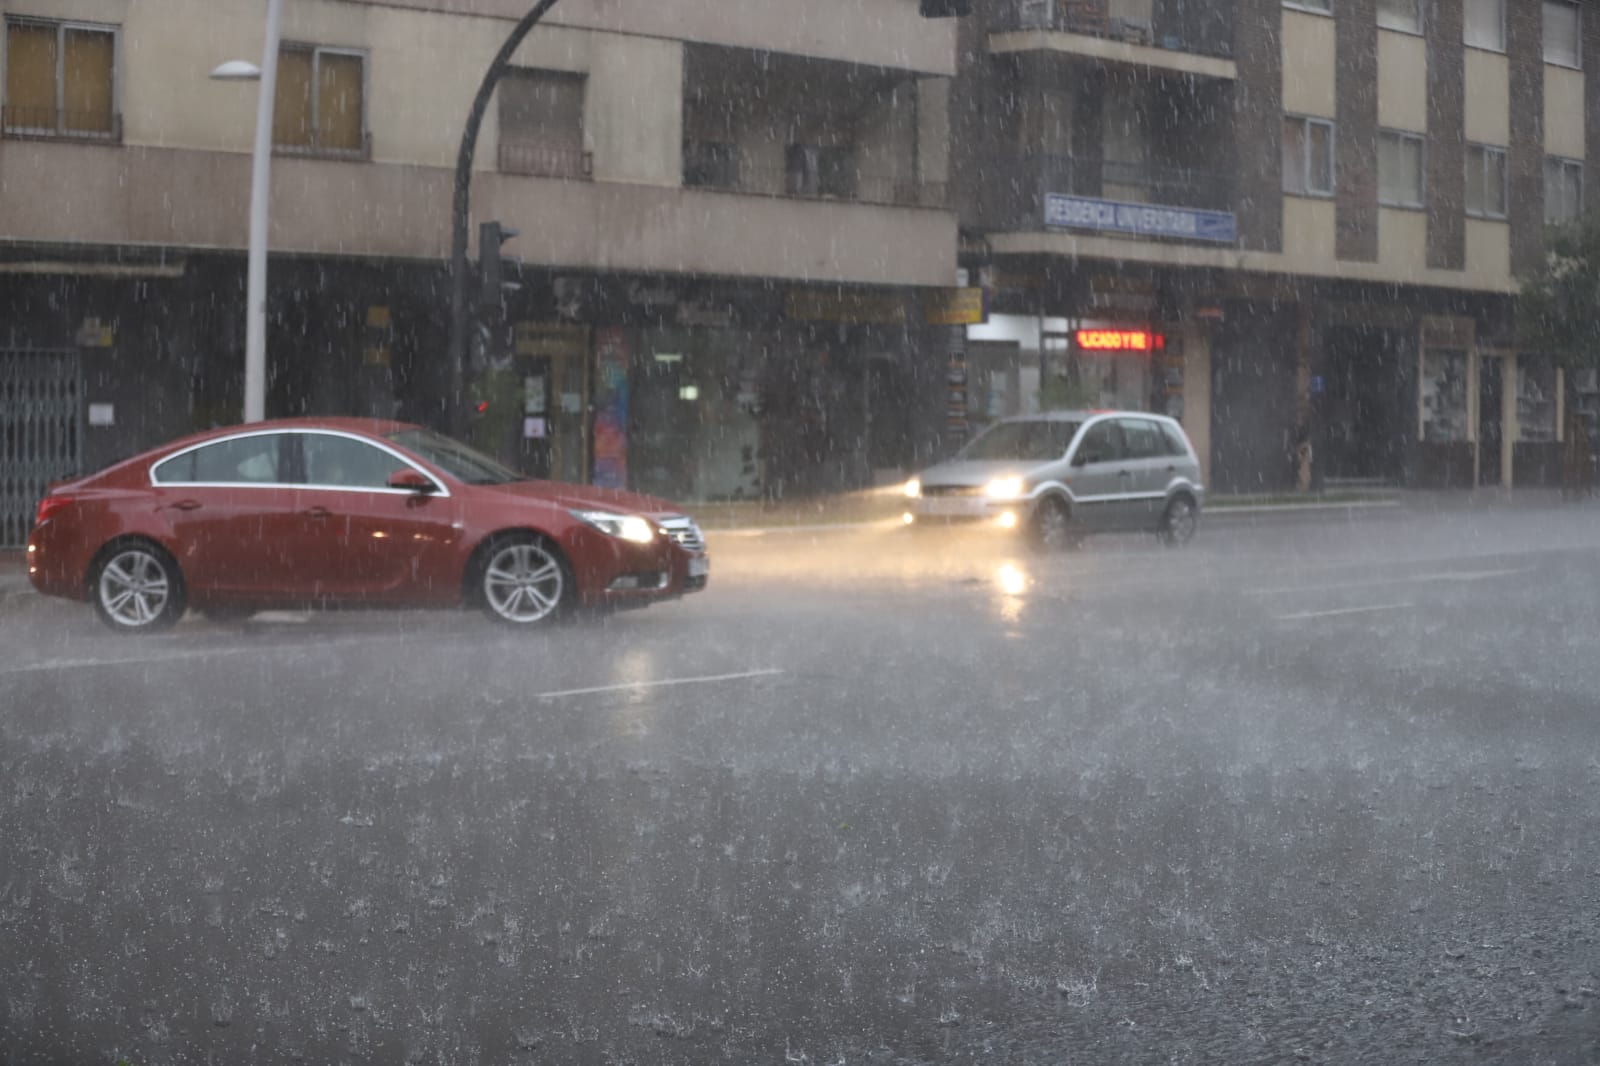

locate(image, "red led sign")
[[1075, 329, 1165, 352]]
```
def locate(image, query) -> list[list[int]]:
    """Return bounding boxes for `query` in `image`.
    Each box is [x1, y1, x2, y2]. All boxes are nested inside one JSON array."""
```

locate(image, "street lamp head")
[[210, 60, 263, 81]]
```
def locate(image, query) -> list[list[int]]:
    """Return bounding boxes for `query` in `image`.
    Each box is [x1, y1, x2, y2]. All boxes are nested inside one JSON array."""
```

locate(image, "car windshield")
[[386, 428, 522, 485], [960, 419, 1081, 462]]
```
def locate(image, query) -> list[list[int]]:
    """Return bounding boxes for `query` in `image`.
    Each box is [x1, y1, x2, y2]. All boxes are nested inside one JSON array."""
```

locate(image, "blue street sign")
[[1044, 193, 1237, 244]]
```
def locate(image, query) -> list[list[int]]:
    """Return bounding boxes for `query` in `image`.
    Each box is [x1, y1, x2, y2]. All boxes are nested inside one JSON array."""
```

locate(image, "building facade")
[[949, 0, 1594, 492], [0, 0, 960, 544]]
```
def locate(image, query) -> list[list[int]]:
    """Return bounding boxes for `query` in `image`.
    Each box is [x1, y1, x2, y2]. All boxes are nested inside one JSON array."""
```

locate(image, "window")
[[497, 69, 589, 179], [1465, 144, 1508, 218], [1119, 419, 1166, 460], [786, 145, 858, 199], [1545, 156, 1583, 224], [1464, 0, 1505, 50], [302, 434, 406, 490], [684, 141, 740, 190], [2, 17, 117, 139], [1377, 0, 1422, 33], [1282, 116, 1335, 197], [1158, 422, 1191, 458], [154, 435, 287, 485], [1284, 0, 1332, 13], [1544, 0, 1581, 67], [273, 45, 366, 156], [1074, 421, 1126, 465], [1378, 130, 1424, 207]]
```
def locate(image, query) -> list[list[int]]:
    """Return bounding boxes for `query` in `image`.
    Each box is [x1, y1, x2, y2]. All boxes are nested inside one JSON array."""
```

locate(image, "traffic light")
[[478, 221, 520, 311], [920, 0, 970, 15]]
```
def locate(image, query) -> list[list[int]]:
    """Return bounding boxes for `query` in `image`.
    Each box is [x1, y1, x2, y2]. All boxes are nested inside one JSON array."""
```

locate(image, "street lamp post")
[[447, 0, 561, 436], [211, 0, 285, 424]]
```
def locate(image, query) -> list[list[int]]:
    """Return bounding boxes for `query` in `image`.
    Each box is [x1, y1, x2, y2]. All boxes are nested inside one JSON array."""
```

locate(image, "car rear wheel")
[[91, 541, 186, 633], [1159, 495, 1198, 547], [1031, 496, 1076, 551], [477, 535, 573, 626]]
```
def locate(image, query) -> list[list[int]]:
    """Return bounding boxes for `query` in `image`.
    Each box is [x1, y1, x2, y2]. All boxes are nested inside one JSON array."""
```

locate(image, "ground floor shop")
[[0, 248, 951, 544], [957, 255, 1589, 495]]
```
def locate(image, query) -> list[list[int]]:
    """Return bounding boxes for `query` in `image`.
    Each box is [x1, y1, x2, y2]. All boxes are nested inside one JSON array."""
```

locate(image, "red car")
[[26, 418, 709, 632]]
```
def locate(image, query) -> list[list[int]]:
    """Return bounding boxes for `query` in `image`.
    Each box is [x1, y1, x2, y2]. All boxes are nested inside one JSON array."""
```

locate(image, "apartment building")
[[950, 0, 1594, 491], [0, 0, 959, 544]]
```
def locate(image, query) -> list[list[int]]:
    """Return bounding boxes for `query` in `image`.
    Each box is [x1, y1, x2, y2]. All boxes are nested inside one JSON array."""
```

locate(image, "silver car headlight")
[[983, 476, 1025, 500], [570, 509, 656, 544], [903, 478, 922, 499]]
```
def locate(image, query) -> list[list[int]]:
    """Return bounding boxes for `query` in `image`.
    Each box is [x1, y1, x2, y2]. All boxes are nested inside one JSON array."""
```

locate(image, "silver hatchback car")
[[905, 411, 1204, 548]]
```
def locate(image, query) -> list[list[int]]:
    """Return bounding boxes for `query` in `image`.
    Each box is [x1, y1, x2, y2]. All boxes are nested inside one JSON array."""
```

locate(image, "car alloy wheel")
[[1160, 496, 1198, 546], [93, 544, 184, 632], [481, 539, 568, 625]]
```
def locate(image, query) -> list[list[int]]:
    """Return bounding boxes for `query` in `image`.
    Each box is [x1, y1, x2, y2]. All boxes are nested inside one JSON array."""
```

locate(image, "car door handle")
[[169, 499, 202, 512], [1166, 465, 1177, 473], [302, 506, 333, 519], [1117, 470, 1132, 477]]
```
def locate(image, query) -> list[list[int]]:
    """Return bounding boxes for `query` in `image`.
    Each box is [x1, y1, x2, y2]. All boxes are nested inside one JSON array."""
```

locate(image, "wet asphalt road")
[[4, 503, 1600, 1064]]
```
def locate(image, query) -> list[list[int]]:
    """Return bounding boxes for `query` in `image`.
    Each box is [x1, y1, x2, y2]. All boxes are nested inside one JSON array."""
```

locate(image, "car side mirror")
[[388, 468, 435, 493]]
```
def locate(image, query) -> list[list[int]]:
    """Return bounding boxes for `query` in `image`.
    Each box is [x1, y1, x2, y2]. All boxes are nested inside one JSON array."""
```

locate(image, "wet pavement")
[[4, 505, 1600, 1063]]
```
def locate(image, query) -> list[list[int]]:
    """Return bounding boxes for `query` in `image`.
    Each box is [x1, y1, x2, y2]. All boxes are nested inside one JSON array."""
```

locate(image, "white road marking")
[[0, 635, 391, 676], [534, 668, 785, 701], [1276, 602, 1414, 621], [1247, 568, 1529, 597]]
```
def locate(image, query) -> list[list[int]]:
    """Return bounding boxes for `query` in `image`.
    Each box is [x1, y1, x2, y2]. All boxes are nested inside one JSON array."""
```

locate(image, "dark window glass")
[[170, 434, 285, 484], [1159, 422, 1191, 457], [1120, 418, 1165, 459], [302, 434, 403, 489], [1075, 421, 1125, 464], [962, 420, 1081, 461]]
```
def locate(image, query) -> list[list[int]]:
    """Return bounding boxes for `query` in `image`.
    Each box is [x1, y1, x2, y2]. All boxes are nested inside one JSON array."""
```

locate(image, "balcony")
[[990, 152, 1236, 243], [498, 142, 594, 181], [1, 105, 121, 143], [995, 0, 1235, 66], [683, 142, 948, 210]]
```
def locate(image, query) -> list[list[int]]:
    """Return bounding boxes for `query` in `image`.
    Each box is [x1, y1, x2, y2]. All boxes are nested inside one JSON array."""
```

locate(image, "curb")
[[702, 500, 1404, 538]]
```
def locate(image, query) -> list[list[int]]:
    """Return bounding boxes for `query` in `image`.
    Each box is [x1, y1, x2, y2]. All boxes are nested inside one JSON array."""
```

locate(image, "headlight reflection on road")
[[996, 562, 1028, 596]]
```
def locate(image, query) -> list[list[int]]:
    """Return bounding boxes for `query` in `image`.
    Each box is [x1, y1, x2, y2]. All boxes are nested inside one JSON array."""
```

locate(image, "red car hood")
[[481, 480, 688, 518]]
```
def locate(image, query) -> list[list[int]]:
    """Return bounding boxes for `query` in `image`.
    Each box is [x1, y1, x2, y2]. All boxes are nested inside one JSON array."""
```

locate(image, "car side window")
[[302, 434, 406, 490], [1159, 422, 1191, 458], [1119, 419, 1164, 460], [1075, 421, 1125, 465], [156, 434, 286, 484]]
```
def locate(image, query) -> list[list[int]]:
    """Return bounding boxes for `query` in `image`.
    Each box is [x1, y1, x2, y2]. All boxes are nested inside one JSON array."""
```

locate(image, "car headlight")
[[984, 477, 1025, 500], [903, 478, 922, 499], [570, 509, 656, 544]]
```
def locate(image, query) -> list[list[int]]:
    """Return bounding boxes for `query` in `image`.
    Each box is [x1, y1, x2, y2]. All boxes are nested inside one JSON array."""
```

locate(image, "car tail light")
[[34, 494, 72, 527]]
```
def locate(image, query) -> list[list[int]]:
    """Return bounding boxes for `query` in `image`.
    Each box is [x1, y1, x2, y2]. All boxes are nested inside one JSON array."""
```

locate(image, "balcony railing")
[[1002, 0, 1233, 60], [1038, 153, 1232, 212], [1, 105, 121, 143], [683, 142, 948, 210], [498, 141, 593, 181]]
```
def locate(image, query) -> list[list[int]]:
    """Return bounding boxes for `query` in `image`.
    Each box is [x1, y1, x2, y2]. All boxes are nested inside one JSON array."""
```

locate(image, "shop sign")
[[515, 322, 589, 360], [1044, 193, 1237, 244], [785, 290, 906, 325], [1075, 329, 1165, 352], [927, 287, 986, 326]]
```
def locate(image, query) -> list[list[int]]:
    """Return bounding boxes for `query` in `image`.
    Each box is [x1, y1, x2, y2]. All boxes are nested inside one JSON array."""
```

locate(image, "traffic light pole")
[[447, 0, 561, 436]]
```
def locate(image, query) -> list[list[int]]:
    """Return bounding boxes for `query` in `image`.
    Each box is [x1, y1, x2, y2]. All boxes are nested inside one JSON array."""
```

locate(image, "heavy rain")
[[4, 0, 1600, 1063]]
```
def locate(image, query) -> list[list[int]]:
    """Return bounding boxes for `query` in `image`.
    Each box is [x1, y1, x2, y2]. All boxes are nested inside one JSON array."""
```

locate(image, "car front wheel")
[[91, 541, 186, 633], [1031, 496, 1076, 551], [476, 535, 573, 626]]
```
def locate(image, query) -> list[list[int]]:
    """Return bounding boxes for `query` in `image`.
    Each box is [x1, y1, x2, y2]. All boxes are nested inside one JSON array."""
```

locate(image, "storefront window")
[[631, 327, 766, 503], [1517, 356, 1557, 442], [1420, 349, 1469, 442]]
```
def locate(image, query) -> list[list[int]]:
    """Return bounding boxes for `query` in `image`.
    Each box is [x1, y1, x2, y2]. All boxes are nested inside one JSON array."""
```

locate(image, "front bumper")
[[907, 494, 1032, 527]]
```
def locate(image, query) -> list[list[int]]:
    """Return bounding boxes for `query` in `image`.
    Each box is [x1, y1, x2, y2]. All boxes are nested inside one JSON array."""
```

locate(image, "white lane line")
[[535, 668, 785, 701], [1247, 567, 1529, 596], [1276, 602, 1414, 621]]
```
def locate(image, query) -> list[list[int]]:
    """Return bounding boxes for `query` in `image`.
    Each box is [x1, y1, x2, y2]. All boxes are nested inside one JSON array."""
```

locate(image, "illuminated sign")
[[1074, 329, 1165, 352]]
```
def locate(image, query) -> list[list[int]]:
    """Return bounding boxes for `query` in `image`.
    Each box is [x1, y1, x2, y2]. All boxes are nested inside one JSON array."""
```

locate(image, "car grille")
[[660, 516, 706, 552], [920, 485, 984, 498]]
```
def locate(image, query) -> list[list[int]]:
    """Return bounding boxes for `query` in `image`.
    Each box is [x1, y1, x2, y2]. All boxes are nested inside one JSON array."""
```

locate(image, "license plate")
[[688, 556, 709, 578]]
